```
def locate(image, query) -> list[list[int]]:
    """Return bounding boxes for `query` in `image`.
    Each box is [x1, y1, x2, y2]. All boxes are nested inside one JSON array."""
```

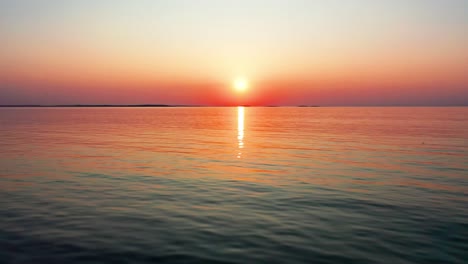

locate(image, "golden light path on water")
[[237, 106, 244, 158]]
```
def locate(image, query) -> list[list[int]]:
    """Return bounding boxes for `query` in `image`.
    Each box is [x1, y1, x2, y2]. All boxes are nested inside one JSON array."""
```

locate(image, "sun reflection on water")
[[237, 106, 244, 158]]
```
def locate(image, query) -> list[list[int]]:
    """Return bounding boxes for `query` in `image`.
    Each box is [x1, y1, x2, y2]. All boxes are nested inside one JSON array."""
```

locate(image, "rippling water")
[[0, 107, 467, 264]]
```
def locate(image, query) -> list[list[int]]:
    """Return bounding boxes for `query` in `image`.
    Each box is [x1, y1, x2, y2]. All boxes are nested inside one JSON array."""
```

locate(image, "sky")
[[1, 0, 467, 106]]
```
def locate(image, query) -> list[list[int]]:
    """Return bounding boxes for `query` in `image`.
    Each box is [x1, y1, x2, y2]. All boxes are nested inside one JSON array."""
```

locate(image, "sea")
[[0, 107, 466, 264]]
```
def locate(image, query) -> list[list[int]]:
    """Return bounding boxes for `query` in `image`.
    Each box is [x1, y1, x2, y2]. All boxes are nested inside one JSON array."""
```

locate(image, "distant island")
[[0, 104, 194, 107]]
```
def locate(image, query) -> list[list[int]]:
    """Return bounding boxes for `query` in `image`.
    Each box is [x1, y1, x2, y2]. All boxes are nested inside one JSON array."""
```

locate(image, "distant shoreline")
[[0, 104, 197, 108]]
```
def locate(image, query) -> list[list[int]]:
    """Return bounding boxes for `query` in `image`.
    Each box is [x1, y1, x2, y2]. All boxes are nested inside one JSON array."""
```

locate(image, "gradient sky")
[[1, 0, 467, 105]]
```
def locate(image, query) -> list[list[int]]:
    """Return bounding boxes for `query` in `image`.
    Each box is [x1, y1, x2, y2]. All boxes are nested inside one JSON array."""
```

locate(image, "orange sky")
[[1, 0, 467, 105]]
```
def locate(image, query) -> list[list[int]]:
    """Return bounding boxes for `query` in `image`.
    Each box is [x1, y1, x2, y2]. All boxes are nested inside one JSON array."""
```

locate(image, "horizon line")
[[0, 104, 466, 108]]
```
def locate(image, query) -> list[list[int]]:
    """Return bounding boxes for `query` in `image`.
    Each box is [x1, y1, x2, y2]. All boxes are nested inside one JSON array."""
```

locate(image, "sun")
[[233, 78, 249, 92]]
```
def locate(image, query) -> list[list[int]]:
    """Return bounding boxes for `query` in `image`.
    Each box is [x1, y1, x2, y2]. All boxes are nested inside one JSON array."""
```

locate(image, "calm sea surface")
[[0, 107, 467, 264]]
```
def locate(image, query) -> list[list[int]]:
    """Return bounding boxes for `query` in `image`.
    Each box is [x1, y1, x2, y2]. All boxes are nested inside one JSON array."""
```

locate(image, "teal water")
[[0, 107, 467, 263]]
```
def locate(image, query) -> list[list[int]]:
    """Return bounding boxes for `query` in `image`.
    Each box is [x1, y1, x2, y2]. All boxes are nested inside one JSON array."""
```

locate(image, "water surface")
[[0, 107, 467, 263]]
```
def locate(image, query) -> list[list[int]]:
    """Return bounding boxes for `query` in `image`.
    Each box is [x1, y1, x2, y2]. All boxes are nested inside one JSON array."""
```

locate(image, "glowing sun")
[[233, 78, 249, 92]]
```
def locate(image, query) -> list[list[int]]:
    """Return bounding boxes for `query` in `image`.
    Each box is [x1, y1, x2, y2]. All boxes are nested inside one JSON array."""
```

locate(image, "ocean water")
[[0, 107, 467, 264]]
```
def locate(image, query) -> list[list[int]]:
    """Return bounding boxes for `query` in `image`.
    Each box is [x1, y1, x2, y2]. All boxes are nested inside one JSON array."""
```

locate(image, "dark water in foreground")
[[0, 107, 467, 264]]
